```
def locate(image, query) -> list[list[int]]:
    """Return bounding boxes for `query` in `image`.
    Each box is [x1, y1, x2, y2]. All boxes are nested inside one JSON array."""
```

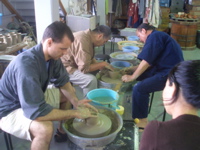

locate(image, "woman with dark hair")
[[121, 23, 184, 129], [140, 60, 200, 150]]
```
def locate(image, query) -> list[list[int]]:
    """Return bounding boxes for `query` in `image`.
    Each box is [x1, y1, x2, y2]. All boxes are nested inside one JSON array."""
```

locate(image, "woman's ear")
[[162, 80, 176, 104]]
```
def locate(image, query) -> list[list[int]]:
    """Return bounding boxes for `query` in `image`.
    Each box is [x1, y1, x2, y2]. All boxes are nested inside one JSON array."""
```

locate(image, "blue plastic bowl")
[[122, 46, 140, 53], [87, 88, 119, 107], [127, 36, 139, 41], [0, 13, 2, 25], [110, 61, 132, 69]]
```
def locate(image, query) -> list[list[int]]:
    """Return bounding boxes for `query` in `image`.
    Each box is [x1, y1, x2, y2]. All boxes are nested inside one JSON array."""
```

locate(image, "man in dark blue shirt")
[[122, 23, 184, 129]]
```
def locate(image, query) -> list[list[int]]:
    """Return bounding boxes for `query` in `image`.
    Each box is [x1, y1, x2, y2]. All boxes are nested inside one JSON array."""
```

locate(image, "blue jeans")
[[132, 71, 167, 119]]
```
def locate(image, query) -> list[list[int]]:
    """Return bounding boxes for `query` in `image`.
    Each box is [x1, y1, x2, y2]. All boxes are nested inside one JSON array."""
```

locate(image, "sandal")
[[54, 129, 68, 143], [139, 127, 145, 132]]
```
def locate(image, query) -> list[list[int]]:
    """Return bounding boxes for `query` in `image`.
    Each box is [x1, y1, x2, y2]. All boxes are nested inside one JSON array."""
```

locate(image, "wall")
[[34, 0, 59, 43], [97, 0, 106, 25]]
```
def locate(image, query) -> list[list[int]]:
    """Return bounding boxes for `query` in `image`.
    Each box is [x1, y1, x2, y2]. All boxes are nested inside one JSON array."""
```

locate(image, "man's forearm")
[[131, 60, 150, 80], [89, 61, 108, 72], [35, 109, 78, 121], [60, 82, 79, 108]]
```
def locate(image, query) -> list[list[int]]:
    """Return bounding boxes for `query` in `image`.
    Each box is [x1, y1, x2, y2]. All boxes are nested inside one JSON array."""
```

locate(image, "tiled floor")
[[0, 41, 200, 150]]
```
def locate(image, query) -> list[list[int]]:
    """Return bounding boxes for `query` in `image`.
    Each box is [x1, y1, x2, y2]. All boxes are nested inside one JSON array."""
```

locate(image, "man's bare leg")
[[57, 90, 72, 134], [29, 120, 54, 150]]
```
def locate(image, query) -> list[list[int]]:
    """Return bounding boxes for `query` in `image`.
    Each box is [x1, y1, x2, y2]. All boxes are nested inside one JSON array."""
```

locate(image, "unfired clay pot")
[[0, 42, 7, 51]]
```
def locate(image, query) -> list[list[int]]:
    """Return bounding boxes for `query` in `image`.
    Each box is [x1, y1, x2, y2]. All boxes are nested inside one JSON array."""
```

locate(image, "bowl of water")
[[127, 36, 139, 41], [110, 61, 132, 69], [122, 46, 140, 53]]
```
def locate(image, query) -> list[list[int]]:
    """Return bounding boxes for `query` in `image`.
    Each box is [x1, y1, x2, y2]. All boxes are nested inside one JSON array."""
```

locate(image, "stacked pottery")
[[0, 34, 7, 51], [7, 32, 22, 45], [0, 32, 23, 51]]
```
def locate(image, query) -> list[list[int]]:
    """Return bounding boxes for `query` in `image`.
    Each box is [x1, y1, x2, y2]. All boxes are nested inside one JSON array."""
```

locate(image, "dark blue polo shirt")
[[138, 30, 184, 76]]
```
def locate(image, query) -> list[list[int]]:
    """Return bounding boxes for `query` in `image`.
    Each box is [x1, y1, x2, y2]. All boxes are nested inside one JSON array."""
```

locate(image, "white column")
[[97, 0, 106, 25], [34, 0, 59, 44]]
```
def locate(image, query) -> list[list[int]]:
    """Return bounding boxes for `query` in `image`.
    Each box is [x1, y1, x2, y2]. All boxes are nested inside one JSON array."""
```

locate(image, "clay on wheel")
[[72, 113, 112, 138]]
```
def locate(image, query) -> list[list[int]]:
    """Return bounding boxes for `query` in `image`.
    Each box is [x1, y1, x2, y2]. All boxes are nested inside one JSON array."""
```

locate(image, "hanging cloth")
[[108, 0, 113, 13], [138, 0, 146, 18], [147, 0, 161, 27], [127, 0, 139, 25], [105, 0, 109, 15], [115, 0, 122, 17], [112, 0, 118, 12], [143, 0, 150, 23]]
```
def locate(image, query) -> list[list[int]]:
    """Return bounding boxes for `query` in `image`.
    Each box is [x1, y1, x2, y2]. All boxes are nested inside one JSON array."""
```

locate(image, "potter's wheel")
[[101, 74, 122, 84], [100, 70, 123, 84], [73, 113, 112, 138]]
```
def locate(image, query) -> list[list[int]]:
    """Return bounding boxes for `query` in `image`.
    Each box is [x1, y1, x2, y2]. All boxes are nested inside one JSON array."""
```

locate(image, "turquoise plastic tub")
[[110, 61, 132, 69], [87, 88, 119, 109], [122, 46, 140, 53]]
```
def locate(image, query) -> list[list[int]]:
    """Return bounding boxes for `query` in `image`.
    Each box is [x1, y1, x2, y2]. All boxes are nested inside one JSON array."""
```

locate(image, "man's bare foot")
[[135, 118, 148, 132]]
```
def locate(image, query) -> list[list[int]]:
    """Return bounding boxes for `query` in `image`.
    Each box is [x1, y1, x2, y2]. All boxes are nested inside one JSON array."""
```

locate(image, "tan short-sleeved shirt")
[[61, 29, 94, 74]]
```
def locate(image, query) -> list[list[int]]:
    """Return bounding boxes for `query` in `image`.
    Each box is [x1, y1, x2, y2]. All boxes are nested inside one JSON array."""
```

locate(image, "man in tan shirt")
[[61, 25, 113, 98]]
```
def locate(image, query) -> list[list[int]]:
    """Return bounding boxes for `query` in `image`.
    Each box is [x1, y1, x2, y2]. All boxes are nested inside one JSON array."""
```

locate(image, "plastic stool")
[[95, 54, 110, 63]]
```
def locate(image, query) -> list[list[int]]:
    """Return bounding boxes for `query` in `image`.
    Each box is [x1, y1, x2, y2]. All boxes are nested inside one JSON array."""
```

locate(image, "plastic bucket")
[[87, 88, 119, 109], [122, 45, 140, 53], [127, 36, 139, 41], [110, 61, 132, 69]]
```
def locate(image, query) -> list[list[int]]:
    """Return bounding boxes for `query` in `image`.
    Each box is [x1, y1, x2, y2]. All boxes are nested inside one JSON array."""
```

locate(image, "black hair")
[[92, 25, 111, 39], [42, 21, 74, 43], [167, 60, 200, 108], [137, 23, 156, 32]]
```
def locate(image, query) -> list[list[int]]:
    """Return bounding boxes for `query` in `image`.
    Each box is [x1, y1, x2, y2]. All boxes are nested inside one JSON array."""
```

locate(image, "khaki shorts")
[[0, 85, 60, 141]]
